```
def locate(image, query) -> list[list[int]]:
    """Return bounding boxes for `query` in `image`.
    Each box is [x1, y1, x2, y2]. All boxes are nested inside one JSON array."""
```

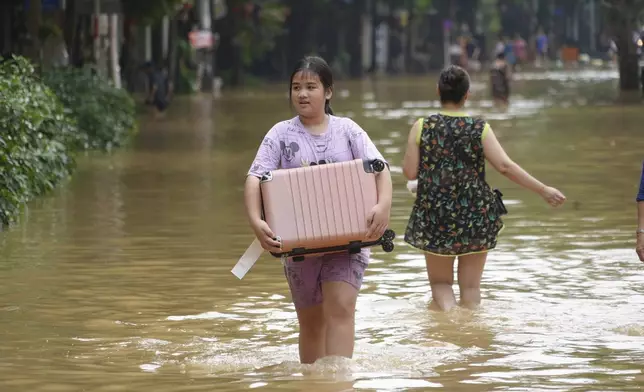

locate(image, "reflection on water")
[[513, 68, 618, 82], [1, 70, 644, 391], [364, 96, 550, 122]]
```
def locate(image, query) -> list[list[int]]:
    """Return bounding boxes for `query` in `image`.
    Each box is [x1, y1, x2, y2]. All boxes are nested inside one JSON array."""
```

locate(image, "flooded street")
[[1, 70, 644, 391]]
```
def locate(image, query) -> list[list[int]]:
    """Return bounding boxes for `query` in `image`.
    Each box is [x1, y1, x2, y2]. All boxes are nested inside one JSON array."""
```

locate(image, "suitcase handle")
[[270, 229, 396, 261]]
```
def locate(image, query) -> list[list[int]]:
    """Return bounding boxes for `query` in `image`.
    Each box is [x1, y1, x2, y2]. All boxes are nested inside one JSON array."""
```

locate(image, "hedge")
[[0, 56, 137, 228]]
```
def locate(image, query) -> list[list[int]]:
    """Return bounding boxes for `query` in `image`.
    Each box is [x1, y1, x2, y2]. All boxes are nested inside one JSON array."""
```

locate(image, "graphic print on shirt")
[[279, 118, 364, 168], [312, 132, 332, 155], [280, 140, 300, 162], [250, 136, 278, 175], [300, 157, 337, 167]]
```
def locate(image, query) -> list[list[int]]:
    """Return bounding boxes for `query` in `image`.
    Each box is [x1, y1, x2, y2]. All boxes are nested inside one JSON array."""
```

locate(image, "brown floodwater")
[[1, 68, 644, 391]]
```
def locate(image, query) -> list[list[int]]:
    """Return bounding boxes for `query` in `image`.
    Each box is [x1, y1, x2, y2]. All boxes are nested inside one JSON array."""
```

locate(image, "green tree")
[[217, 0, 289, 86], [120, 0, 186, 25], [118, 0, 186, 92]]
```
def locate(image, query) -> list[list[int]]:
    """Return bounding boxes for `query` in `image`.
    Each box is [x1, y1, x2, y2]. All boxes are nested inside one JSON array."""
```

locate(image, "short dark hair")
[[438, 65, 470, 104], [289, 56, 334, 115]]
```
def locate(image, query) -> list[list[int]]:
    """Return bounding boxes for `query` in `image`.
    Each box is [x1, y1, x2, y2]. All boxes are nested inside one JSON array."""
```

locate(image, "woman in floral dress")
[[402, 65, 566, 311]]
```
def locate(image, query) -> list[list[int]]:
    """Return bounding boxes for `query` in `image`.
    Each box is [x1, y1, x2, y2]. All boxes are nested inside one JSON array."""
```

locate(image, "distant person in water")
[[490, 52, 511, 108], [142, 61, 171, 115], [636, 162, 644, 261], [535, 27, 549, 68], [402, 65, 566, 312], [513, 33, 527, 70]]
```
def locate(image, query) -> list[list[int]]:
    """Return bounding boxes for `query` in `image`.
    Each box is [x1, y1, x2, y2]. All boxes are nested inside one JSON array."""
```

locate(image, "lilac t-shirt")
[[248, 115, 386, 177], [247, 115, 386, 266]]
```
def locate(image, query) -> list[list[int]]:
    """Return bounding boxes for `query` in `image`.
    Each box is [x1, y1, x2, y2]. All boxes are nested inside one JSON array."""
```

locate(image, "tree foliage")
[[120, 0, 187, 24], [0, 56, 77, 227], [602, 0, 644, 26], [233, 1, 289, 67], [42, 68, 137, 151], [0, 56, 138, 228]]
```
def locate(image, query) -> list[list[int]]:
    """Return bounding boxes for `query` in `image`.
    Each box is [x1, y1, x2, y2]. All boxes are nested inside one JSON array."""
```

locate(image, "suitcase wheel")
[[382, 241, 394, 253], [382, 229, 396, 242], [372, 159, 385, 173]]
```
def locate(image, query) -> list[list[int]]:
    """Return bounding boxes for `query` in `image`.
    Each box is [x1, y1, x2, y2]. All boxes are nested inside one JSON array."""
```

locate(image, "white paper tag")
[[407, 180, 418, 195], [231, 238, 264, 280]]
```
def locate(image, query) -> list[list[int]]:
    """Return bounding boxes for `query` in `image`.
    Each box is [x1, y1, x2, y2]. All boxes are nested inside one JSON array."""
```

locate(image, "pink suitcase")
[[259, 158, 395, 261]]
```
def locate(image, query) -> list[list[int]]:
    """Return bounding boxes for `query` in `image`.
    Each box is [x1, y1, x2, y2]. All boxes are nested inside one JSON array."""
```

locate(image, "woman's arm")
[[483, 126, 547, 194], [376, 166, 392, 209], [365, 165, 393, 239], [638, 164, 644, 228], [637, 163, 644, 204], [244, 128, 283, 252], [636, 164, 644, 261], [244, 175, 281, 252], [244, 175, 263, 226], [346, 119, 393, 238], [637, 199, 644, 262], [482, 125, 565, 206], [402, 119, 422, 180]]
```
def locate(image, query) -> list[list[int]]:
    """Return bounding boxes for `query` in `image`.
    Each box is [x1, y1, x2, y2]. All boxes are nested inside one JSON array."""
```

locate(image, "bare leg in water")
[[425, 254, 457, 311], [457, 253, 487, 309], [425, 252, 488, 311], [294, 281, 359, 364], [321, 281, 358, 359], [295, 304, 326, 364]]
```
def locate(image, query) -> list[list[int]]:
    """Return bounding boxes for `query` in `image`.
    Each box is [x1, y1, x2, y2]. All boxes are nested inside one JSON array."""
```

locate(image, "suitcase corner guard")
[[362, 159, 386, 174]]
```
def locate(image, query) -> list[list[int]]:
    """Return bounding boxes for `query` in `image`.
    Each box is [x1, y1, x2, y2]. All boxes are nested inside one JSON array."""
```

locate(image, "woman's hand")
[[366, 203, 391, 240], [251, 219, 282, 253], [540, 186, 566, 207]]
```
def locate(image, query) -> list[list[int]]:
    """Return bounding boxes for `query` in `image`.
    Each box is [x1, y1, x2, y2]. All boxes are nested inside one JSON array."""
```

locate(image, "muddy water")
[[1, 70, 644, 391]]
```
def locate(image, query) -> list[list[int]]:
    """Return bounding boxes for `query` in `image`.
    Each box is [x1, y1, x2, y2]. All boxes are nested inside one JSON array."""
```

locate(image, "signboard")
[[189, 30, 215, 49]]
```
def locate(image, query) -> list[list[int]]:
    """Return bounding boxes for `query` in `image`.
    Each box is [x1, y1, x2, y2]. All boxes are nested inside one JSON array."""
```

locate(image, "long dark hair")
[[289, 56, 334, 115]]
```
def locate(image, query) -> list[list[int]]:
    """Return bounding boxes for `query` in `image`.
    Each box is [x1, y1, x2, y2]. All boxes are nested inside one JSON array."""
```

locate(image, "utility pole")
[[589, 0, 596, 55], [93, 0, 100, 64], [195, 0, 214, 92]]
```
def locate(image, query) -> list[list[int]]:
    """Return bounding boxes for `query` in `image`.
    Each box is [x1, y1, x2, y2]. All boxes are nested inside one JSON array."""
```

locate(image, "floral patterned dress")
[[404, 112, 504, 256]]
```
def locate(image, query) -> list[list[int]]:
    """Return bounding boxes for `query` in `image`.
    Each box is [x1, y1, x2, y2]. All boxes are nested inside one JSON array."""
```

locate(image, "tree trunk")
[[109, 14, 121, 88], [63, 0, 77, 65], [606, 1, 641, 92], [230, 12, 241, 86], [616, 34, 640, 91], [369, 0, 377, 73], [121, 18, 139, 92], [168, 14, 179, 94], [286, 0, 313, 72], [26, 0, 42, 64], [404, 0, 413, 73], [347, 0, 364, 78]]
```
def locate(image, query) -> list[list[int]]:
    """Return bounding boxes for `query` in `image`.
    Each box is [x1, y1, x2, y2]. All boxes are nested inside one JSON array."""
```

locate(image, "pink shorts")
[[283, 250, 369, 309]]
